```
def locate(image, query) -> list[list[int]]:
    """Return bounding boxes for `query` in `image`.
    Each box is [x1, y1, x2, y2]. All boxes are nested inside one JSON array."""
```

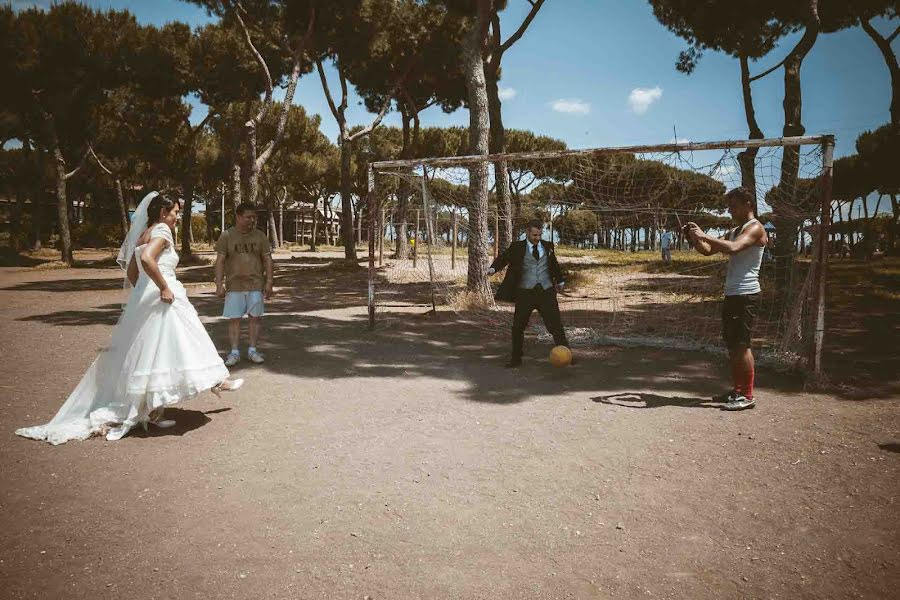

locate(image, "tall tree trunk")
[[114, 179, 128, 239], [180, 167, 196, 256], [45, 117, 74, 265], [324, 198, 333, 245], [207, 181, 219, 242], [239, 101, 253, 202], [279, 187, 286, 249], [11, 176, 23, 253], [863, 194, 875, 260], [846, 198, 855, 247], [888, 194, 898, 254], [339, 139, 357, 260], [462, 14, 493, 300], [775, 3, 820, 281], [861, 19, 899, 125], [486, 66, 513, 251], [266, 192, 279, 249], [738, 53, 765, 212], [395, 110, 411, 259], [25, 140, 43, 251], [835, 201, 846, 256], [310, 201, 318, 251], [230, 155, 242, 209], [246, 119, 259, 205]]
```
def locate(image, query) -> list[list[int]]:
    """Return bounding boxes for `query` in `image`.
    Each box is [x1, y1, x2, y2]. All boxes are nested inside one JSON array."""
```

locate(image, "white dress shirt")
[[526, 239, 545, 259]]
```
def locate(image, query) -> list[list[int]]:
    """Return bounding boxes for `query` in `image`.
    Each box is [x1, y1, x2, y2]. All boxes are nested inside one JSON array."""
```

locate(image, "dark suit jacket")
[[489, 239, 565, 303]]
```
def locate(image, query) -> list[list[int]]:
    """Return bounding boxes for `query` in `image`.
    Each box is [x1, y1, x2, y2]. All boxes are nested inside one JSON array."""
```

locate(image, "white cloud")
[[550, 99, 591, 115], [628, 86, 663, 115], [712, 164, 738, 183], [498, 87, 517, 101], [669, 136, 691, 144]]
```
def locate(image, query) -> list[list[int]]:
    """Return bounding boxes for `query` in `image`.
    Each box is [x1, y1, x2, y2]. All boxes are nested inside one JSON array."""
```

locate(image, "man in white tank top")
[[683, 187, 768, 411]]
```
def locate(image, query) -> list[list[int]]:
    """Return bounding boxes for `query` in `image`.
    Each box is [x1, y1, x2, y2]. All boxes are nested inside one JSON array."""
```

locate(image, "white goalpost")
[[365, 135, 835, 375]]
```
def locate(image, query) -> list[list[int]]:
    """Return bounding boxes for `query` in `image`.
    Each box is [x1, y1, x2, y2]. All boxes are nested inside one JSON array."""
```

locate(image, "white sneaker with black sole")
[[722, 395, 756, 411]]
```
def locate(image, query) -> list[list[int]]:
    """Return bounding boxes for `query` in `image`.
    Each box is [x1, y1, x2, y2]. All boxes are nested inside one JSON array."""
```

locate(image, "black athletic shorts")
[[721, 293, 759, 350]]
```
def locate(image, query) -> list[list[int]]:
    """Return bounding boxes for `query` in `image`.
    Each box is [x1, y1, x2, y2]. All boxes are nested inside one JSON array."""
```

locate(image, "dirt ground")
[[0, 250, 898, 599]]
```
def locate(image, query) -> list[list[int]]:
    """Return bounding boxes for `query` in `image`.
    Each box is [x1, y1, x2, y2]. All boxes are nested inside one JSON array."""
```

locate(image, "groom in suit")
[[488, 219, 571, 368]]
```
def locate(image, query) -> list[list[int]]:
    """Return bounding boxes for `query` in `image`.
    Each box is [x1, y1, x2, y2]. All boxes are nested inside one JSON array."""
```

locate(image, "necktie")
[[532, 243, 539, 261]]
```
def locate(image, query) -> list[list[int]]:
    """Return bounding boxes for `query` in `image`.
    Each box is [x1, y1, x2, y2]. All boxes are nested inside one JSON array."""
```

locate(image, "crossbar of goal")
[[369, 134, 834, 170]]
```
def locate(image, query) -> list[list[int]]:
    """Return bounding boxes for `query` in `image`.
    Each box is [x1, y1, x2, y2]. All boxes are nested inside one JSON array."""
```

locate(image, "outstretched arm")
[[687, 221, 765, 256], [488, 244, 514, 275]]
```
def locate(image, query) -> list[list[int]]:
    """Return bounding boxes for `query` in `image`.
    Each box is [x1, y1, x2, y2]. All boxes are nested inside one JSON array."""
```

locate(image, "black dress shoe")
[[505, 359, 522, 368]]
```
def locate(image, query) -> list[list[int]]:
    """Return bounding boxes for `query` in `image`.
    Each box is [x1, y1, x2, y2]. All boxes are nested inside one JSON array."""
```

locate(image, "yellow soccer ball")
[[549, 345, 572, 368]]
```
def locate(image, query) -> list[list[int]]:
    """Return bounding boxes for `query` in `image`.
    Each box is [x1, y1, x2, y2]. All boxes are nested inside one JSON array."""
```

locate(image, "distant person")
[[660, 229, 674, 264], [215, 203, 274, 367], [684, 187, 767, 411], [488, 219, 571, 368], [16, 192, 243, 444]]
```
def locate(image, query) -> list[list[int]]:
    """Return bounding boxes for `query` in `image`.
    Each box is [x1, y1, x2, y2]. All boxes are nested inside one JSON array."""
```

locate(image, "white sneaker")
[[224, 351, 240, 367], [248, 349, 265, 364]]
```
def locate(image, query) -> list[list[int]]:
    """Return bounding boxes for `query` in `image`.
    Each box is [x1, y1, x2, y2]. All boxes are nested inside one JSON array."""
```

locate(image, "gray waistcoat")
[[520, 245, 553, 290]]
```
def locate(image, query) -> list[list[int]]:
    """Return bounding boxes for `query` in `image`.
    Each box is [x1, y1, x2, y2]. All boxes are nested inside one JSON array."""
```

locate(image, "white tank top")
[[724, 219, 764, 296]]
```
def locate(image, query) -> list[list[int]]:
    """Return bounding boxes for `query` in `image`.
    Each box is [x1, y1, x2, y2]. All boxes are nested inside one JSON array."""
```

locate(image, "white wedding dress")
[[16, 222, 230, 444]]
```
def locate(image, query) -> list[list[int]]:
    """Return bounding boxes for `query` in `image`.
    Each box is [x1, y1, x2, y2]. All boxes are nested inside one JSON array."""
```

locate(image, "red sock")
[[743, 365, 755, 399]]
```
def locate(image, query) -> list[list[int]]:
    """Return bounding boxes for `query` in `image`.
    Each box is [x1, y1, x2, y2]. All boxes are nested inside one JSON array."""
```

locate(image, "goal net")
[[366, 136, 833, 371]]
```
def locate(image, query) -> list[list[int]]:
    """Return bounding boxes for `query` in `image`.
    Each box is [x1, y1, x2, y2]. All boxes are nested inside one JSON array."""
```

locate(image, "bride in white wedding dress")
[[16, 192, 243, 444]]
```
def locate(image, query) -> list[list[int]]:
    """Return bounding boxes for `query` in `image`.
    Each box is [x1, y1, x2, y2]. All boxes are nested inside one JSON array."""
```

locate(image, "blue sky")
[[13, 0, 896, 157], [11, 0, 898, 216]]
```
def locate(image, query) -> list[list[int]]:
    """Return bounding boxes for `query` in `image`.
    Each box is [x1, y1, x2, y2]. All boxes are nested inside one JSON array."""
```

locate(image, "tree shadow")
[[206, 300, 807, 406], [5, 277, 125, 292], [173, 258, 809, 406], [126, 408, 211, 438], [10, 248, 895, 408], [591, 392, 723, 410], [19, 303, 123, 326], [0, 250, 53, 268], [877, 442, 900, 454]]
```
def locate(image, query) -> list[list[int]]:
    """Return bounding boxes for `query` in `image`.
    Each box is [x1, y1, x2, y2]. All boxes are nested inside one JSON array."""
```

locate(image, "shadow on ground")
[[592, 392, 724, 410], [126, 407, 213, 438], [11, 252, 898, 403]]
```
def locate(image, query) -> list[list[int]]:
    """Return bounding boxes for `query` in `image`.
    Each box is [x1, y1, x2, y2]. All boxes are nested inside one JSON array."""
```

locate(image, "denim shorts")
[[223, 290, 264, 318]]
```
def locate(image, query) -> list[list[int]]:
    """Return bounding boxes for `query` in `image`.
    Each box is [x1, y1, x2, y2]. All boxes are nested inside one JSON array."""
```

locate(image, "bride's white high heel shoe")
[[142, 418, 176, 431], [211, 378, 244, 398], [106, 424, 131, 441], [144, 408, 176, 430]]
